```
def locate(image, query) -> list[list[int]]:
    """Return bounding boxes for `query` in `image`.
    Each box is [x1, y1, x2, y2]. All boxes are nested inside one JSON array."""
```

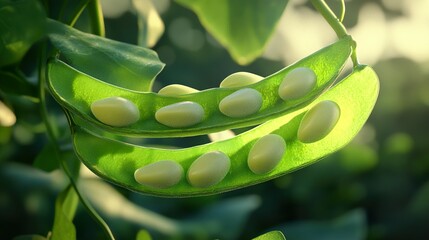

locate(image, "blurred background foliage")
[[1, 0, 429, 239]]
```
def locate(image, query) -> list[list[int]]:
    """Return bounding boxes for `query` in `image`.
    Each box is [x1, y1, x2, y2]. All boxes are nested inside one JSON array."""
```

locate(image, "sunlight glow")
[[0, 101, 16, 127]]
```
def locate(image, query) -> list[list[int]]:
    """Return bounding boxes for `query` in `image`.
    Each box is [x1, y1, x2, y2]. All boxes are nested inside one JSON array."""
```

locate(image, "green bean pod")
[[47, 37, 352, 137], [72, 65, 379, 197]]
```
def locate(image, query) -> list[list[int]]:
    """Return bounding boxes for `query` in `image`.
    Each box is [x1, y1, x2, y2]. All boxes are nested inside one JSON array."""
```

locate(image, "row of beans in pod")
[[134, 93, 340, 189], [90, 67, 319, 128], [89, 67, 341, 189], [133, 98, 340, 189], [133, 133, 287, 189]]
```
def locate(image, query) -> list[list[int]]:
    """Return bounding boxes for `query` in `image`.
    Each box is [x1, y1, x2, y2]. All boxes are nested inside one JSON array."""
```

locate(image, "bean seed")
[[219, 88, 262, 118], [248, 134, 286, 174], [187, 151, 230, 187], [158, 84, 198, 96], [220, 72, 264, 88], [155, 101, 204, 128], [134, 160, 183, 188], [298, 100, 340, 143], [278, 67, 316, 101], [91, 97, 139, 127]]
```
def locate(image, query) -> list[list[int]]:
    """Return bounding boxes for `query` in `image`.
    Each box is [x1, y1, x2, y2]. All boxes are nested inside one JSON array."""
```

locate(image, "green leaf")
[[0, 0, 46, 67], [71, 65, 379, 197], [279, 209, 366, 240], [33, 142, 60, 172], [46, 19, 165, 91], [409, 181, 429, 215], [133, 0, 165, 48], [182, 195, 260, 239], [136, 230, 152, 240], [47, 37, 352, 137], [0, 70, 37, 97], [253, 231, 286, 240], [175, 0, 288, 65], [51, 185, 79, 240], [81, 178, 259, 239]]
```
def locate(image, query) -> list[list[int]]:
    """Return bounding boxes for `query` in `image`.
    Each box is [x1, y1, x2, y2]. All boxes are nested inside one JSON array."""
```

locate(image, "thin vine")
[[310, 0, 359, 66]]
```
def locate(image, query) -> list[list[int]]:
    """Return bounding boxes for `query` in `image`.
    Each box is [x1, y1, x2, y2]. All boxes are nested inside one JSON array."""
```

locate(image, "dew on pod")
[[134, 160, 184, 188], [90, 97, 139, 127], [220, 72, 264, 88], [155, 101, 204, 128], [278, 67, 316, 101], [297, 100, 340, 143], [158, 84, 199, 96], [248, 134, 286, 174], [187, 151, 231, 188], [219, 88, 263, 118]]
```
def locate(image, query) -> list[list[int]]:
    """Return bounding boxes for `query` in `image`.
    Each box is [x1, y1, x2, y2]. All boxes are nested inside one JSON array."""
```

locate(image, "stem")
[[39, 47, 115, 240], [68, 0, 91, 27], [88, 0, 105, 37], [310, 0, 347, 38], [310, 0, 359, 66], [339, 0, 345, 22]]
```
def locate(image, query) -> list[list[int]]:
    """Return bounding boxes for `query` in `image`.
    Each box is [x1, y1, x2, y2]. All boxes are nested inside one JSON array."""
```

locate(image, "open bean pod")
[[72, 65, 379, 197], [47, 37, 353, 138]]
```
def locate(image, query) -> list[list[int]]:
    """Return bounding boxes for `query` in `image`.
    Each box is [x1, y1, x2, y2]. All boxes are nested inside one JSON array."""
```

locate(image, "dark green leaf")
[[0, 125, 12, 144], [33, 142, 60, 172], [0, 71, 37, 97], [176, 0, 288, 65], [279, 209, 366, 240], [0, 0, 46, 66], [182, 195, 260, 239], [409, 181, 429, 215], [46, 19, 165, 91], [253, 231, 286, 240], [51, 185, 78, 240]]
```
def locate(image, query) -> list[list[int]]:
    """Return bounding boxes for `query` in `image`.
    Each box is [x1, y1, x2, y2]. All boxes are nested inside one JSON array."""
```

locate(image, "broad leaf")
[[0, 0, 46, 66], [46, 19, 165, 91], [182, 195, 260, 239], [33, 142, 59, 172], [51, 185, 78, 240], [279, 209, 366, 240], [80, 178, 259, 239], [0, 71, 37, 97], [176, 0, 288, 65]]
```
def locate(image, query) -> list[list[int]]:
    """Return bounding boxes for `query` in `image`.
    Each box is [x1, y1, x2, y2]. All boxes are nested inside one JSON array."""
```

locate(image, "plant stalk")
[[88, 0, 105, 37], [310, 0, 359, 66]]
